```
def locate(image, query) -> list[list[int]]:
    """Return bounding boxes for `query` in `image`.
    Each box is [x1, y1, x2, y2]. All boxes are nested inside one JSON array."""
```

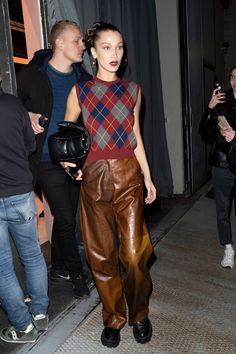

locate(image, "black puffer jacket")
[[199, 88, 236, 172], [17, 49, 92, 184]]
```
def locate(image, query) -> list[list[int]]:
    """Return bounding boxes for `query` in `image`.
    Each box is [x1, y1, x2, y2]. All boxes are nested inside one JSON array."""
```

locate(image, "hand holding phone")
[[208, 87, 226, 109], [217, 115, 231, 129], [215, 83, 224, 94]]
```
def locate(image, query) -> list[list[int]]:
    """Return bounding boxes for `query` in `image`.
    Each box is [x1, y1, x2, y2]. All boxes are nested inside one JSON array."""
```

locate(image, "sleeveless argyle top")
[[76, 77, 139, 160]]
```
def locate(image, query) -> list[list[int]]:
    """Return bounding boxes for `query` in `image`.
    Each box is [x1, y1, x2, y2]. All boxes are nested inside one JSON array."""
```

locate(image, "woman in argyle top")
[[63, 22, 156, 348]]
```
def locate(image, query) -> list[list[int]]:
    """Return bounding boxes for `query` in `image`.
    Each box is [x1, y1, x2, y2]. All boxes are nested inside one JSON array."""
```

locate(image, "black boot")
[[72, 274, 90, 299], [133, 317, 152, 344], [101, 327, 120, 348]]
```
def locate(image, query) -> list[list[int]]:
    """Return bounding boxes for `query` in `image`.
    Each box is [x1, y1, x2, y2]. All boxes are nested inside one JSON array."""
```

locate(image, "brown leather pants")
[[80, 156, 153, 329]]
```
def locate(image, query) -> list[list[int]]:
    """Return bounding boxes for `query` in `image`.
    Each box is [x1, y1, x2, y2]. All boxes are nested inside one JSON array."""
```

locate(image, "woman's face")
[[91, 30, 124, 75], [230, 68, 236, 93]]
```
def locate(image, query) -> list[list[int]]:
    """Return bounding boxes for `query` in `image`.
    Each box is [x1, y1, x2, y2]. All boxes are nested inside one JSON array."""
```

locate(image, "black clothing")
[[199, 88, 236, 171], [199, 87, 236, 246], [37, 162, 83, 277], [16, 49, 92, 277], [0, 88, 35, 197], [212, 166, 235, 245], [17, 49, 92, 184]]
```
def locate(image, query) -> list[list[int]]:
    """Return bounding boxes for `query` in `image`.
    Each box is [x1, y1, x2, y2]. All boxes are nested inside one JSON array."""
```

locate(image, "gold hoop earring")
[[92, 58, 97, 66]]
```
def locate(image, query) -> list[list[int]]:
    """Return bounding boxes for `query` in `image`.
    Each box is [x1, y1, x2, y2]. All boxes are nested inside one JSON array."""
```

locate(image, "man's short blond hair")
[[50, 20, 81, 51]]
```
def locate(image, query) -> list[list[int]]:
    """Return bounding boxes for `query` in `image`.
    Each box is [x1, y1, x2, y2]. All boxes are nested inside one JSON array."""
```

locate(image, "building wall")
[[214, 0, 225, 85], [155, 0, 185, 194], [155, 0, 225, 194], [21, 0, 44, 60], [224, 1, 236, 86]]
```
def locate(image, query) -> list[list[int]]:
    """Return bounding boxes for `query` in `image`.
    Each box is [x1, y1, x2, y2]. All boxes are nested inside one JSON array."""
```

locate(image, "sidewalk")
[[3, 184, 234, 353]]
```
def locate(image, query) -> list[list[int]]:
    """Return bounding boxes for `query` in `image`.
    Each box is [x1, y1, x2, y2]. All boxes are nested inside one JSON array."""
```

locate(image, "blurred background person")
[[199, 66, 236, 269]]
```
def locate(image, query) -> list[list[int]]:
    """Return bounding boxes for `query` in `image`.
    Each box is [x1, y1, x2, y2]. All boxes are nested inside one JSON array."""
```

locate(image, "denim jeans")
[[0, 191, 49, 331]]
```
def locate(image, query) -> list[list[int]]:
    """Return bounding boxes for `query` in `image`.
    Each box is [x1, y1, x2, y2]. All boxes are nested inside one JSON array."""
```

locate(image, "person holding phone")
[[199, 66, 236, 269]]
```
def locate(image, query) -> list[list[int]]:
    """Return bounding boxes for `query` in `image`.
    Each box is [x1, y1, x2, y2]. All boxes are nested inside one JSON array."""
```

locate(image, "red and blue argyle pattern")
[[77, 77, 139, 160]]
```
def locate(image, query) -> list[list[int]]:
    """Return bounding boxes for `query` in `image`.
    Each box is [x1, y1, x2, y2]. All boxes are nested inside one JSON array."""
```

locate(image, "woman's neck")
[[96, 70, 117, 82]]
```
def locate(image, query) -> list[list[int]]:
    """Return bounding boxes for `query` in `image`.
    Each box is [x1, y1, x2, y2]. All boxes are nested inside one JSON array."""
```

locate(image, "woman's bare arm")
[[133, 88, 157, 204], [61, 85, 83, 175], [64, 85, 81, 122]]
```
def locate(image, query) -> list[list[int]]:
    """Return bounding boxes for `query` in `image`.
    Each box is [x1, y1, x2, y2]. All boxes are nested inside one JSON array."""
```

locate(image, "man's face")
[[58, 25, 85, 63]]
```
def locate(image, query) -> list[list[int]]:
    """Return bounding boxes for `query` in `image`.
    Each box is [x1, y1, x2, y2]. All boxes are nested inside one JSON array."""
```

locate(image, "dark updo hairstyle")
[[85, 21, 122, 54]]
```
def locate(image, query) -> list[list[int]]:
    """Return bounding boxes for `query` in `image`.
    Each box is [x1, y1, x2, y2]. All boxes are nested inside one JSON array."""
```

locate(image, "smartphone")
[[38, 114, 46, 127], [217, 115, 231, 129], [215, 83, 224, 93]]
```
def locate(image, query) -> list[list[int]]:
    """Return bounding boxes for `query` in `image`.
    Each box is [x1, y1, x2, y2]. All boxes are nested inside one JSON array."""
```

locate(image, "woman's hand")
[[208, 89, 225, 109], [144, 178, 157, 204], [220, 126, 235, 142], [60, 162, 83, 180]]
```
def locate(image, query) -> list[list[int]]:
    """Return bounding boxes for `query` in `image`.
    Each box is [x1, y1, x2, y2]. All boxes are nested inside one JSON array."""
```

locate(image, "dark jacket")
[[0, 87, 35, 197], [199, 88, 236, 172], [16, 49, 92, 184]]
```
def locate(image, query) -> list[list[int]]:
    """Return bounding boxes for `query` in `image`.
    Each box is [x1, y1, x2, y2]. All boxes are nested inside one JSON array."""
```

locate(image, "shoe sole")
[[73, 292, 90, 300], [101, 333, 120, 348], [50, 276, 71, 282], [221, 262, 234, 269], [0, 335, 37, 344]]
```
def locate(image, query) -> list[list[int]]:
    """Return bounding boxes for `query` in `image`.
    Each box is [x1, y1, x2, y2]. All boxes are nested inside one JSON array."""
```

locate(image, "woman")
[[63, 22, 156, 348], [199, 66, 236, 269]]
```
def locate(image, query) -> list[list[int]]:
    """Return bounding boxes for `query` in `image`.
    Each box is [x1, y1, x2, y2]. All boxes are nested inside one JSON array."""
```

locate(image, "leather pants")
[[80, 156, 153, 329]]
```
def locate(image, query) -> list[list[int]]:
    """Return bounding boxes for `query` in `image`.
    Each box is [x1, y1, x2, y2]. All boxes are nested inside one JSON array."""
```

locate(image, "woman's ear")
[[91, 47, 97, 60]]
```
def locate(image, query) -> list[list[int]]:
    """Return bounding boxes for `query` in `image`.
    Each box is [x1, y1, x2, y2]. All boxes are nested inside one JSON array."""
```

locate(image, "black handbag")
[[48, 121, 91, 170]]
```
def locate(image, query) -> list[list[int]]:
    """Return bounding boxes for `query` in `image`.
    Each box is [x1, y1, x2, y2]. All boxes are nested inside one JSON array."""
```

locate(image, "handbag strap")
[[57, 121, 83, 130]]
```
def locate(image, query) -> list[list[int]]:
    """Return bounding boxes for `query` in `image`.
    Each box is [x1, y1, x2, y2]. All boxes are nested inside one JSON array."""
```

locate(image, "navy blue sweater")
[[17, 49, 92, 185]]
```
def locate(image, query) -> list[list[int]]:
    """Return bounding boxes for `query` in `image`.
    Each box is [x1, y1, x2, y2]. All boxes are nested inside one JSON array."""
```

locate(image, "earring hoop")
[[92, 58, 97, 66]]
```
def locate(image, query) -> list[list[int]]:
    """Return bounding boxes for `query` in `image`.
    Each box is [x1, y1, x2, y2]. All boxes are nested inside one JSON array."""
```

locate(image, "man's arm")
[[17, 67, 46, 134], [21, 107, 36, 155]]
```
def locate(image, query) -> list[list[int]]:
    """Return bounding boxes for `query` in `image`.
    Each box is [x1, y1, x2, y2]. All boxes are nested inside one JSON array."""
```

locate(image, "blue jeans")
[[0, 192, 49, 331]]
